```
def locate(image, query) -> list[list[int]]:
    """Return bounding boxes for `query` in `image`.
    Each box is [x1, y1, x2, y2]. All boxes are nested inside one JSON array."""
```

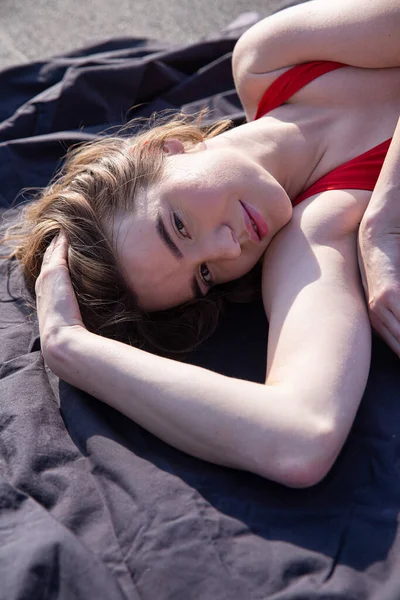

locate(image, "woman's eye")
[[174, 213, 188, 238], [200, 263, 213, 287]]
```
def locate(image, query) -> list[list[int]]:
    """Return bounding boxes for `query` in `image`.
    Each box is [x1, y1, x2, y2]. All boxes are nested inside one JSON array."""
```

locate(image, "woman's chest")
[[292, 67, 400, 190], [287, 65, 400, 112]]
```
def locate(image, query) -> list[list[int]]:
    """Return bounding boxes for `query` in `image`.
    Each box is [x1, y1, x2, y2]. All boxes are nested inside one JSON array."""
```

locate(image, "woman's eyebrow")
[[156, 213, 183, 260], [156, 211, 204, 300]]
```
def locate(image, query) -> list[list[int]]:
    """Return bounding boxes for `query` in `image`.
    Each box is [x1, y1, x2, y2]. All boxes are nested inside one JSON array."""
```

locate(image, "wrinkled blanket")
[[1, 19, 400, 600]]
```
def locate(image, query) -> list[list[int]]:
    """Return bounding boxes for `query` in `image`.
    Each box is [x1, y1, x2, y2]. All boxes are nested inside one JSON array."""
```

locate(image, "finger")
[[52, 232, 68, 260], [42, 235, 58, 260], [42, 232, 68, 266], [389, 300, 400, 323], [55, 230, 67, 245], [371, 308, 400, 357], [376, 321, 400, 359], [371, 300, 400, 345], [385, 308, 400, 342]]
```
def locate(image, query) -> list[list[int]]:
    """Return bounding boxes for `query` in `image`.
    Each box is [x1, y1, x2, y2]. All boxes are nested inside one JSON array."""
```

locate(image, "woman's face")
[[113, 140, 292, 311]]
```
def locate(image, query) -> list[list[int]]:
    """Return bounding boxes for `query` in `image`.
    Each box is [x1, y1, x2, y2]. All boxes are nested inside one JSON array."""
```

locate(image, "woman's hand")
[[36, 233, 86, 364], [358, 215, 400, 358]]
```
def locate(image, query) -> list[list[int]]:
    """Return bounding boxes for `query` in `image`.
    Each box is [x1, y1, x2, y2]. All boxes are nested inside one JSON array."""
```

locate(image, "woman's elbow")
[[278, 456, 336, 489], [259, 422, 344, 489]]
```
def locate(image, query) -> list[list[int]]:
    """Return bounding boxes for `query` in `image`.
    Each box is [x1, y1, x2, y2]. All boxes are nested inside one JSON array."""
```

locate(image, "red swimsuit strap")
[[293, 139, 392, 205], [254, 61, 345, 119], [254, 61, 392, 204]]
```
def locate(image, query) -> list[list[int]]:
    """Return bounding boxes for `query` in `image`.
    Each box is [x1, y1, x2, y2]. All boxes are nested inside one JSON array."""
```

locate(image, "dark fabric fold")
[[1, 23, 400, 600]]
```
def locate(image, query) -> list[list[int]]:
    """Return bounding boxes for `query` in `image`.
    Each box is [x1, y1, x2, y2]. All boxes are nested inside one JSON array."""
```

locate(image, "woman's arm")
[[262, 189, 371, 470], [37, 220, 370, 488], [36, 238, 315, 486], [358, 117, 400, 357], [37, 238, 324, 487], [233, 0, 400, 77]]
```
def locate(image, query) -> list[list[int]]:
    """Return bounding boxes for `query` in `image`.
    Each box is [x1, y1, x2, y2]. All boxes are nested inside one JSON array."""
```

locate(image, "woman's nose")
[[203, 225, 241, 261]]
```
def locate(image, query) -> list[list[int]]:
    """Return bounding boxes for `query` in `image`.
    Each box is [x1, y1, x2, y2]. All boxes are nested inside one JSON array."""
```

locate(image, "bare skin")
[[36, 0, 400, 487], [358, 119, 400, 356], [234, 0, 400, 352]]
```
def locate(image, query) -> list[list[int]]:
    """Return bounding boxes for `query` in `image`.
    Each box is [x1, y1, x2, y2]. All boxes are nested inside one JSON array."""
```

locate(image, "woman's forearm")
[[363, 117, 400, 223], [357, 117, 400, 356], [38, 233, 367, 487], [37, 235, 324, 486], [49, 327, 322, 485]]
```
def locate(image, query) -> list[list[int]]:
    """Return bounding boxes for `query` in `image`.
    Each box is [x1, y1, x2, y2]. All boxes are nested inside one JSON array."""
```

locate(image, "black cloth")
[[1, 28, 400, 600]]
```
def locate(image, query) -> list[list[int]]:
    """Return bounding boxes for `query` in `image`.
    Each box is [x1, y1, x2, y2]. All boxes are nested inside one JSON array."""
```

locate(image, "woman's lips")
[[240, 201, 269, 243]]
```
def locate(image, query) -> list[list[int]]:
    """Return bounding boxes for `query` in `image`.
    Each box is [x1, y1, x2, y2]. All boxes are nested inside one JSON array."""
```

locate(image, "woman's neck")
[[208, 114, 326, 201]]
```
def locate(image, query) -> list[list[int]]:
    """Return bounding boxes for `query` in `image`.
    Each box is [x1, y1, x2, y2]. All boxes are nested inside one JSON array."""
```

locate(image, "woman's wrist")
[[361, 182, 400, 232], [361, 117, 400, 227], [42, 325, 92, 380]]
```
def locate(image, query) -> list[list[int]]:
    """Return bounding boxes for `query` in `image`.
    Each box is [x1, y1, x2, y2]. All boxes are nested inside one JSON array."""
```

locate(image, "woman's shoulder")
[[233, 64, 293, 122], [292, 188, 372, 243], [265, 189, 371, 278], [261, 188, 372, 319]]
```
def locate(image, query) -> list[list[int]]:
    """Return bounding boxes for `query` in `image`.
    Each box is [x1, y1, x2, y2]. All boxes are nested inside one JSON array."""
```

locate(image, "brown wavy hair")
[[1, 112, 261, 358]]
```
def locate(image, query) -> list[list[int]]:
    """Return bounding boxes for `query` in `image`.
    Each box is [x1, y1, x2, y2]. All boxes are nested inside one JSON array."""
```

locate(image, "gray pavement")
[[0, 0, 305, 69]]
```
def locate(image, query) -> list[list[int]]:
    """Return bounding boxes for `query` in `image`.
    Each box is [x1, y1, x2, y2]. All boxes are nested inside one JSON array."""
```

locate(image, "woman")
[[5, 0, 400, 487]]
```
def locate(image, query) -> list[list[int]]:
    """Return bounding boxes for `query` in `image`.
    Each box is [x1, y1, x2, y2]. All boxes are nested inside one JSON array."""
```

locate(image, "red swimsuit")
[[255, 61, 392, 205]]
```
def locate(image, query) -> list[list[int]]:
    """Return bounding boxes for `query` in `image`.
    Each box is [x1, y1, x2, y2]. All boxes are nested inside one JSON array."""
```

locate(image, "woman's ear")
[[163, 138, 185, 155]]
